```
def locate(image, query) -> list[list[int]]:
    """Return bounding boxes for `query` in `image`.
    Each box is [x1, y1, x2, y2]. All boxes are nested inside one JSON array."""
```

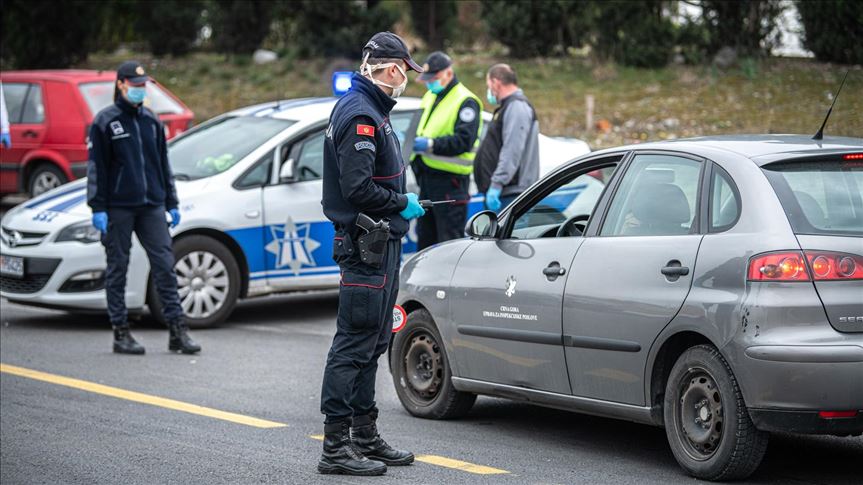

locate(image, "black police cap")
[[116, 61, 150, 84], [362, 32, 423, 73], [417, 51, 453, 81]]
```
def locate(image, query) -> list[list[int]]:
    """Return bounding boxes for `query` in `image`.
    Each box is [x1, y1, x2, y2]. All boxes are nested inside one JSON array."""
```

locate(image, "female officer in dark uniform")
[[87, 61, 199, 356]]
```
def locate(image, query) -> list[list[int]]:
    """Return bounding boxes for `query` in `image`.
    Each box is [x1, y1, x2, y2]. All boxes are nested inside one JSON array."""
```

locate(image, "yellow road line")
[[308, 434, 508, 475], [0, 363, 286, 429]]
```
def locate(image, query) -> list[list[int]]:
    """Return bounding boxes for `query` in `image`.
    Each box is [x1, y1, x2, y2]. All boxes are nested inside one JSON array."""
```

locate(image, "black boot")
[[168, 320, 201, 354], [113, 326, 145, 355], [318, 420, 387, 476], [351, 411, 414, 466]]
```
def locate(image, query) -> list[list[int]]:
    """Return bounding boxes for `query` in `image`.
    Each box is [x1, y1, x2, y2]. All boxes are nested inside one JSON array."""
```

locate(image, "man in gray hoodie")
[[473, 64, 539, 212]]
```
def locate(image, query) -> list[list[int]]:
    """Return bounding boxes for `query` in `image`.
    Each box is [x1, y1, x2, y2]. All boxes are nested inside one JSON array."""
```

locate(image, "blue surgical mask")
[[426, 80, 444, 94], [126, 86, 146, 104], [486, 88, 497, 105]]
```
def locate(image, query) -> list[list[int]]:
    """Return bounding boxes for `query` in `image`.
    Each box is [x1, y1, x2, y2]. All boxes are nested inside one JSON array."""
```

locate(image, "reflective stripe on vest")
[[417, 82, 483, 175]]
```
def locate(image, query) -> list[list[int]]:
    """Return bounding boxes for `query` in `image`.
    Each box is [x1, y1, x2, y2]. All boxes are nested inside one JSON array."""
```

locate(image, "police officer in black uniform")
[[87, 61, 200, 356], [318, 33, 425, 476]]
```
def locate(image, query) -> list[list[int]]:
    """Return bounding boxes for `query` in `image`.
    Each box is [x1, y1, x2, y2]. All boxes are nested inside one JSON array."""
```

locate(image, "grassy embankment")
[[79, 52, 862, 149]]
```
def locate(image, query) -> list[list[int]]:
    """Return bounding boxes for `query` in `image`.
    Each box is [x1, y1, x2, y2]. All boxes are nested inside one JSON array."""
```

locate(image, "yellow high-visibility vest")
[[417, 82, 482, 175]]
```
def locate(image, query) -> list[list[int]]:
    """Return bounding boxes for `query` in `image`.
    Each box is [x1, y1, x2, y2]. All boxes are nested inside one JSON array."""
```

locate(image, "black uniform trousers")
[[321, 236, 401, 423], [102, 205, 184, 327], [415, 164, 470, 250]]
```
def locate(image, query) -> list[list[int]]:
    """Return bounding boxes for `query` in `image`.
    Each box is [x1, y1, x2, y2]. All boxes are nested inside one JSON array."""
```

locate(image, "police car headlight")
[[56, 221, 102, 244]]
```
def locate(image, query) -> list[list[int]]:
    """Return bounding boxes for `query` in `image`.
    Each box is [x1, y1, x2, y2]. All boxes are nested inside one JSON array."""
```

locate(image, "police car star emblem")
[[265, 216, 321, 275]]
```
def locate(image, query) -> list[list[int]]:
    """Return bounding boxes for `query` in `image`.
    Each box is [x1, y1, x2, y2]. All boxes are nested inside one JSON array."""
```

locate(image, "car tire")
[[148, 235, 241, 328], [663, 344, 769, 481], [390, 308, 476, 419], [28, 163, 67, 197]]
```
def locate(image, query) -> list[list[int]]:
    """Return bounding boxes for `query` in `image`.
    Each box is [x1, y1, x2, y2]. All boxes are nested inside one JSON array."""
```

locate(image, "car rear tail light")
[[804, 251, 863, 281], [818, 410, 858, 419], [748, 252, 810, 281], [842, 153, 863, 160]]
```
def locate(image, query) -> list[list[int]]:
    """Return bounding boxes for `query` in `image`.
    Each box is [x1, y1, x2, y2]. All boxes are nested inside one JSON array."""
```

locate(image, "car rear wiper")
[[173, 173, 191, 181]]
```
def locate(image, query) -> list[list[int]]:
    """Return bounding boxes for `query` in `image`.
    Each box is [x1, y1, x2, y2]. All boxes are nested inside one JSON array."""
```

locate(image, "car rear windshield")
[[78, 81, 185, 116], [763, 159, 863, 236], [168, 116, 294, 180]]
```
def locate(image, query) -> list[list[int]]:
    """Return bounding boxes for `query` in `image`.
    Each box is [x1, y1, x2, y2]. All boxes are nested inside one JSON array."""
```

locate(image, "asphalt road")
[[1, 293, 861, 485]]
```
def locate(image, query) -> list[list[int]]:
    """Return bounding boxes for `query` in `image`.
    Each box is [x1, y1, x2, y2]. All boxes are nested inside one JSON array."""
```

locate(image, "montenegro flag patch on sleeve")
[[357, 124, 375, 136]]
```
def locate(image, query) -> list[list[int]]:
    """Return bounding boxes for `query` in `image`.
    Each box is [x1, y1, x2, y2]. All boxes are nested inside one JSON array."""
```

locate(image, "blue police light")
[[332, 71, 353, 96]]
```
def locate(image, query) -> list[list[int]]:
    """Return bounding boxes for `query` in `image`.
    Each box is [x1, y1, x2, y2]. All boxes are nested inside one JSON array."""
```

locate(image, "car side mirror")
[[465, 210, 499, 239], [279, 159, 295, 182]]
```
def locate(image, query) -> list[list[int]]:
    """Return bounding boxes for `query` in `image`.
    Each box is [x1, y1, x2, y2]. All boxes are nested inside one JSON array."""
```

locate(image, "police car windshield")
[[168, 116, 294, 180]]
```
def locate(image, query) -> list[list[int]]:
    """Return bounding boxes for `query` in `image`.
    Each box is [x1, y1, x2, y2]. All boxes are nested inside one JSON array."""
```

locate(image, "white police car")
[[0, 96, 590, 327]]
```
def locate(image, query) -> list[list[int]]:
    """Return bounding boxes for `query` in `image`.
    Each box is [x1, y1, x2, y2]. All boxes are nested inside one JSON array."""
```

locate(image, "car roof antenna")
[[813, 70, 849, 141]]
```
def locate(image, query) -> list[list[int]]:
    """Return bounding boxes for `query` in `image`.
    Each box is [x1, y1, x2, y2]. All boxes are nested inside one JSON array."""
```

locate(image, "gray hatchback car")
[[390, 135, 863, 481]]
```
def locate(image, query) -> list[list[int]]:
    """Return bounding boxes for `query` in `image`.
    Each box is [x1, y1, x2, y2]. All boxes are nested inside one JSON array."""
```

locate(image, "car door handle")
[[543, 262, 566, 280], [22, 130, 38, 138], [661, 264, 690, 277], [244, 210, 260, 219]]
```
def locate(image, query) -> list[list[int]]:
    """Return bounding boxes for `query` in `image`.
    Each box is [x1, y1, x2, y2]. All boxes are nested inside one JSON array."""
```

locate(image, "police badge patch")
[[459, 107, 476, 123], [355, 141, 376, 152]]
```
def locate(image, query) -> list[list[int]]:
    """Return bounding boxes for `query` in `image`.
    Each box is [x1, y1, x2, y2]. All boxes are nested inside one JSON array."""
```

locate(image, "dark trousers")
[[321, 237, 401, 423], [416, 167, 470, 250], [102, 205, 183, 327]]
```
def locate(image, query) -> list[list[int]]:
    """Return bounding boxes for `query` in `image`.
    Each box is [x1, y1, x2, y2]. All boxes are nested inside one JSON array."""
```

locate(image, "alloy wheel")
[[175, 250, 230, 319], [31, 171, 62, 196]]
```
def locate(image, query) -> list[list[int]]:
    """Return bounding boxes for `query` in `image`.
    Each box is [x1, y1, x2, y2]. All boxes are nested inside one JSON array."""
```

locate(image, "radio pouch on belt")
[[355, 213, 390, 269]]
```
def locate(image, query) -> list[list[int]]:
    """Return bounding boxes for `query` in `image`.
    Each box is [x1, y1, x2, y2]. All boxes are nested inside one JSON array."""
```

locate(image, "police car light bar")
[[332, 71, 352, 96]]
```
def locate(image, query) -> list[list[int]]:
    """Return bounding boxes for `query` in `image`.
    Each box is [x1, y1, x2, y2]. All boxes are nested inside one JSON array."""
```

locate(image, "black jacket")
[[322, 73, 409, 238], [86, 96, 179, 213]]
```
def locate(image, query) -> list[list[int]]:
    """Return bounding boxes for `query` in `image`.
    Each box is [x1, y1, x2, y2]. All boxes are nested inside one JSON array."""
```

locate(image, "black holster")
[[356, 213, 390, 269]]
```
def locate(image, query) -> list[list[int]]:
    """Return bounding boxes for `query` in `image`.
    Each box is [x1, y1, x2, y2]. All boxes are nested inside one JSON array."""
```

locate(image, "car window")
[[295, 130, 325, 182], [763, 160, 863, 236], [601, 154, 702, 237], [7, 83, 45, 124], [79, 81, 185, 116], [168, 116, 294, 180], [390, 111, 415, 146], [511, 165, 617, 239], [235, 149, 274, 189], [2, 83, 30, 123], [710, 165, 740, 232]]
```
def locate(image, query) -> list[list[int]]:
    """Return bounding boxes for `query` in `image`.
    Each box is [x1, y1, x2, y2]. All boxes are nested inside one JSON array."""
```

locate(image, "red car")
[[0, 70, 193, 196]]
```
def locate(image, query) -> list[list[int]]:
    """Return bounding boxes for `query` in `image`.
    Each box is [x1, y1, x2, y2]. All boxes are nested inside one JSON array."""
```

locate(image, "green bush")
[[594, 1, 675, 68], [481, 0, 579, 57], [136, 0, 204, 57], [212, 0, 274, 55], [700, 0, 784, 56], [410, 0, 457, 51], [797, 0, 863, 65], [0, 0, 106, 68], [285, 0, 399, 59]]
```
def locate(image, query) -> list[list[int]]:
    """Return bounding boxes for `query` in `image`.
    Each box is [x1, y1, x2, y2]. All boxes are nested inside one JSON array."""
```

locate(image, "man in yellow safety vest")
[[412, 51, 482, 249]]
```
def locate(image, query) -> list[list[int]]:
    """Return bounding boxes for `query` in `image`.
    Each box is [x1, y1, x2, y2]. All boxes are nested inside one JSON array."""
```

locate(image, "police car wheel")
[[663, 344, 768, 481], [390, 308, 476, 420], [28, 164, 67, 197], [148, 235, 241, 328]]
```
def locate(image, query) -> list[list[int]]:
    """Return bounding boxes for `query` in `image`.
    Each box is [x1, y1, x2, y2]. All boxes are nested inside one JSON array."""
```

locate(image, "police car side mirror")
[[279, 159, 296, 182], [465, 210, 499, 239]]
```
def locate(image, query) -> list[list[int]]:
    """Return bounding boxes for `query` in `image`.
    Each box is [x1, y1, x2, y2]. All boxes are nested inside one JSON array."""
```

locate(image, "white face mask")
[[361, 60, 408, 99]]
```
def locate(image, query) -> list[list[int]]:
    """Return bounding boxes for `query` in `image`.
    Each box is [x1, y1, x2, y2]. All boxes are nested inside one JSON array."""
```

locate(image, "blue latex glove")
[[0, 132, 10, 149], [485, 187, 502, 212], [92, 212, 108, 234], [413, 137, 431, 153], [399, 193, 426, 220], [169, 208, 181, 228]]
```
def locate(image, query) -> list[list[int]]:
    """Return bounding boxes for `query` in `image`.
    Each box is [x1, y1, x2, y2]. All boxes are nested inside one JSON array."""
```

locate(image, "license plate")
[[0, 255, 24, 279]]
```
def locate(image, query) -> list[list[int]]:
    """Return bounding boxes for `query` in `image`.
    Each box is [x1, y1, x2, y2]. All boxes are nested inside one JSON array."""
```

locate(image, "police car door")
[[261, 125, 337, 290], [448, 161, 619, 395]]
